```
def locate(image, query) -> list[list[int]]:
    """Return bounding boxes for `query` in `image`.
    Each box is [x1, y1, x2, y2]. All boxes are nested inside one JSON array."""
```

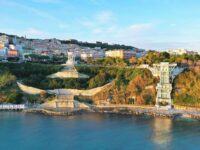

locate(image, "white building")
[[105, 49, 135, 59], [0, 35, 9, 45], [9, 44, 15, 50], [0, 47, 8, 60], [0, 35, 9, 48], [168, 49, 198, 55], [80, 53, 92, 61]]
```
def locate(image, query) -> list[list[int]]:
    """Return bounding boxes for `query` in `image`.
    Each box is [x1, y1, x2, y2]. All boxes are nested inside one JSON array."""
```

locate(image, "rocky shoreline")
[[93, 107, 200, 120], [94, 107, 179, 118], [23, 108, 83, 116], [21, 106, 200, 121]]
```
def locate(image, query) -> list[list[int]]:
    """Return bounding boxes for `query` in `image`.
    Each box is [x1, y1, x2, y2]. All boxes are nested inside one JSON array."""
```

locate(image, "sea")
[[0, 112, 200, 150]]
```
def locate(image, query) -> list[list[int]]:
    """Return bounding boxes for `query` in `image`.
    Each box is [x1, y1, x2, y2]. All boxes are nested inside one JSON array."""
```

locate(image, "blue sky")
[[0, 0, 200, 51]]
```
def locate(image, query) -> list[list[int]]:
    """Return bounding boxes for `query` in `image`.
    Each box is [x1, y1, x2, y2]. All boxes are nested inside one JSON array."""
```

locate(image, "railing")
[[0, 104, 26, 110], [95, 104, 155, 109]]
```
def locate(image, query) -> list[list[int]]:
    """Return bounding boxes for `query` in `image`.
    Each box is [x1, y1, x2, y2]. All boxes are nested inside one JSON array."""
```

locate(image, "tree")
[[89, 71, 107, 88], [0, 71, 16, 89], [129, 56, 137, 65], [5, 90, 23, 104]]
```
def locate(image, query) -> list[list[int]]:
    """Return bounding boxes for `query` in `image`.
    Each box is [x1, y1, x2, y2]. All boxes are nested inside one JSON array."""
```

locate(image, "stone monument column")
[[66, 52, 76, 66]]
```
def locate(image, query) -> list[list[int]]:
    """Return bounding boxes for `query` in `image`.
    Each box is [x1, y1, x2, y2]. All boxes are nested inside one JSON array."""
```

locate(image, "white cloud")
[[79, 22, 156, 49], [136, 41, 200, 51], [95, 11, 113, 23], [58, 24, 69, 29], [99, 23, 154, 40], [128, 23, 153, 32], [25, 28, 49, 38], [80, 12, 154, 44], [0, 27, 50, 39], [92, 28, 102, 34], [81, 10, 114, 30], [26, 28, 46, 36], [81, 21, 95, 28], [169, 23, 176, 27], [90, 0, 106, 5], [32, 0, 63, 3], [0, 0, 60, 22]]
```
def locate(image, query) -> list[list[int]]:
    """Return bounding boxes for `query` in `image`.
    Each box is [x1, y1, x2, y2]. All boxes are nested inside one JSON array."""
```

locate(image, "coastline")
[[23, 108, 85, 116], [95, 107, 199, 120], [19, 105, 200, 121]]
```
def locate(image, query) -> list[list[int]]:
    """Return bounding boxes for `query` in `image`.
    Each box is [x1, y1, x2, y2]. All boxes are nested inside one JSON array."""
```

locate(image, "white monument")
[[65, 52, 76, 66], [47, 51, 88, 78], [153, 62, 177, 109], [138, 62, 177, 109]]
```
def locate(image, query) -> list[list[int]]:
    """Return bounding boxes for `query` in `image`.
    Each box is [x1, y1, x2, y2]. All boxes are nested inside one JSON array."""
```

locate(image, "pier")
[[0, 104, 25, 110]]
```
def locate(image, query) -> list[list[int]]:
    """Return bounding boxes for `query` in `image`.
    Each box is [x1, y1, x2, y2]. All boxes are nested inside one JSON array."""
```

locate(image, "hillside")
[[0, 32, 136, 50], [173, 67, 200, 107], [0, 62, 200, 106], [0, 63, 158, 105]]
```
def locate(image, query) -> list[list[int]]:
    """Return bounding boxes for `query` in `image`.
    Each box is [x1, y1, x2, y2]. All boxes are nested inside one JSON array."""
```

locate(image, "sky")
[[0, 0, 200, 51]]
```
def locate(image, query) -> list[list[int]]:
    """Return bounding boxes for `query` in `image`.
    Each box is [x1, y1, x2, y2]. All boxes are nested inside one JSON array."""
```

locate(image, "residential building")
[[80, 53, 92, 61], [0, 35, 9, 46], [7, 49, 19, 57], [0, 47, 8, 59], [168, 49, 198, 55], [105, 49, 135, 59], [0, 42, 4, 49]]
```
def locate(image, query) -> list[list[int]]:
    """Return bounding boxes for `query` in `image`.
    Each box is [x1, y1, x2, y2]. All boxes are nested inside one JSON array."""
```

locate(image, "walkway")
[[0, 104, 25, 110]]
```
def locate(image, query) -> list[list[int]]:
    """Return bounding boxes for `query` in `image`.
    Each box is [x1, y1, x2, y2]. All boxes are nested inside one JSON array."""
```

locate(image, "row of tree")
[[60, 40, 134, 50]]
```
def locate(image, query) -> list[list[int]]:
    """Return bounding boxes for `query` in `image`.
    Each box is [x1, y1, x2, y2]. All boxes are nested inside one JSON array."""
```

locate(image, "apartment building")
[[168, 49, 198, 55], [105, 49, 135, 59]]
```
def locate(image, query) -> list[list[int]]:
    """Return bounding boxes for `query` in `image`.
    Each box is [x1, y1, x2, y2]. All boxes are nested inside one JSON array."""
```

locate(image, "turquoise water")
[[0, 112, 200, 150]]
